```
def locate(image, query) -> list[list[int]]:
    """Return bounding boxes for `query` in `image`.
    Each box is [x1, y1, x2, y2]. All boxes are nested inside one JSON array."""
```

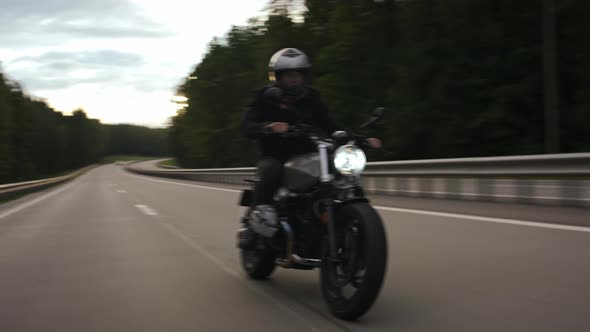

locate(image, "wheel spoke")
[[320, 204, 387, 320], [324, 218, 368, 296]]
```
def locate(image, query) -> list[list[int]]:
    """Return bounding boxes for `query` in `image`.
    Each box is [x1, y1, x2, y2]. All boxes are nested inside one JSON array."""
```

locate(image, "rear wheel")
[[320, 203, 388, 320]]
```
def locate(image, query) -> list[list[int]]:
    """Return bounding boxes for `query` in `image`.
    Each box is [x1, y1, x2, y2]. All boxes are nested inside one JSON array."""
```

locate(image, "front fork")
[[318, 143, 339, 260]]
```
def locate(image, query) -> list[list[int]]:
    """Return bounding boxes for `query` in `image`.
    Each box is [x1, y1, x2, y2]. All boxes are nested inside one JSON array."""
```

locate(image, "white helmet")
[[268, 48, 311, 81]]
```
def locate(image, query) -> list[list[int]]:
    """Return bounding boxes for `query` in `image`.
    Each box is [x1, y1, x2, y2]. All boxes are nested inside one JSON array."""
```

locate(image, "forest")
[[0, 72, 168, 184], [2, 0, 588, 182], [170, 0, 589, 168]]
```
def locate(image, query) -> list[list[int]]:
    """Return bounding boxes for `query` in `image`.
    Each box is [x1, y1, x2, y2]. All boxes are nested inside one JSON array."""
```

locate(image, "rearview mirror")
[[372, 107, 385, 119], [360, 107, 385, 129]]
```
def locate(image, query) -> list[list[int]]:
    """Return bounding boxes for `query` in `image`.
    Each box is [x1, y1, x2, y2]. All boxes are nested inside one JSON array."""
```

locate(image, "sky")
[[0, 0, 269, 127]]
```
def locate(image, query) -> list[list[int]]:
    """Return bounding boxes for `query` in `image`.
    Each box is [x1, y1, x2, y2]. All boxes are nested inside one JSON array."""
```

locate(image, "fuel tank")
[[284, 153, 320, 193]]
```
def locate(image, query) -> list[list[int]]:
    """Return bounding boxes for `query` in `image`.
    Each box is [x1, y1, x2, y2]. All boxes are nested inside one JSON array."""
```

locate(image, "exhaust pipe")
[[276, 221, 321, 268]]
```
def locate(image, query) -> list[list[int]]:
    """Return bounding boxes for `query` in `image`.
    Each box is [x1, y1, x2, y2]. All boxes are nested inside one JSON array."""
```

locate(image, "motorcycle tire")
[[320, 202, 388, 320], [240, 239, 276, 280]]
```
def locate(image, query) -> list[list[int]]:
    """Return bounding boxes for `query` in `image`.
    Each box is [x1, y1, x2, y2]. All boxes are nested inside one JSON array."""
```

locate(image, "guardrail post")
[[561, 179, 582, 207], [515, 179, 535, 205]]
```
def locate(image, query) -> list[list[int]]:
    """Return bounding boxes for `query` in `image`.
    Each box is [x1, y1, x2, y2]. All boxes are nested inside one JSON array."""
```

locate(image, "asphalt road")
[[1, 164, 589, 332]]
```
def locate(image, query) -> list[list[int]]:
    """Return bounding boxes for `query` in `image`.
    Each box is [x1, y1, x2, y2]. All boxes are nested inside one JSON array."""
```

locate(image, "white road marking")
[[0, 182, 75, 220], [3, 167, 320, 330], [374, 206, 590, 233], [156, 220, 321, 332], [116, 189, 128, 193], [135, 204, 157, 216], [119, 176, 323, 331], [127, 173, 243, 193], [127, 172, 590, 233]]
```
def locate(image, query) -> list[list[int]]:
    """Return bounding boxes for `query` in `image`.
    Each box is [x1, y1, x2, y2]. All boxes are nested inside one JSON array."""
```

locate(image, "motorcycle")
[[237, 101, 388, 321]]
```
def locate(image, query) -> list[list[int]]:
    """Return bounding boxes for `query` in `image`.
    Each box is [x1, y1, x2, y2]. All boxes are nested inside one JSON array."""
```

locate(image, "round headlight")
[[333, 145, 366, 176]]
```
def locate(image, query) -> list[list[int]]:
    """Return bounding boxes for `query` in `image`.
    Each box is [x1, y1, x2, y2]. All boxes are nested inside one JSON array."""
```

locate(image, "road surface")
[[1, 164, 589, 331]]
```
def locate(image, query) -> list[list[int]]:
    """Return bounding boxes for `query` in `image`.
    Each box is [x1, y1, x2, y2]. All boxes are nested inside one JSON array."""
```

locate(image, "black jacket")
[[242, 85, 339, 162]]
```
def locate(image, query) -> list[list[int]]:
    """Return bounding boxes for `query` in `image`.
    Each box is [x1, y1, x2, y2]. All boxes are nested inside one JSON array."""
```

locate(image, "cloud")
[[0, 0, 170, 46], [0, 0, 270, 126], [13, 50, 143, 67], [8, 50, 145, 90]]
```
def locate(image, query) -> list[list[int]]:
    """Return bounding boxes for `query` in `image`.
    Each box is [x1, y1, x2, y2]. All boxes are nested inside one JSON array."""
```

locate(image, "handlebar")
[[276, 124, 323, 142], [273, 125, 369, 150]]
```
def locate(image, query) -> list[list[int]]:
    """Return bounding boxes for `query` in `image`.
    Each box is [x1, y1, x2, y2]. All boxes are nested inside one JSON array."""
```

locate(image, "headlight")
[[333, 145, 366, 176]]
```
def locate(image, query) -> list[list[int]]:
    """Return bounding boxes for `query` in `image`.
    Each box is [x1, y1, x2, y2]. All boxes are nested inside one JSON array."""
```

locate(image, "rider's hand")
[[266, 122, 289, 133], [366, 137, 382, 149]]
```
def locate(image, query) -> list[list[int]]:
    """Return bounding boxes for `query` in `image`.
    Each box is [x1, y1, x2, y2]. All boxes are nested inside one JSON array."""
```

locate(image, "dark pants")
[[254, 158, 284, 205]]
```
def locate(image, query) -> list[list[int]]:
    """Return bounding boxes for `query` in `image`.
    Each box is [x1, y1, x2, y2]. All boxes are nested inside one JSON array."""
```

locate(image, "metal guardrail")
[[126, 153, 590, 208], [0, 166, 93, 200], [364, 153, 590, 176]]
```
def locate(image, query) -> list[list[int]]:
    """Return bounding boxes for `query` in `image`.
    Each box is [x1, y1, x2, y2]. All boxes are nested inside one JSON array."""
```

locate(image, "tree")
[[0, 68, 168, 184], [0, 72, 13, 182], [167, 0, 589, 168]]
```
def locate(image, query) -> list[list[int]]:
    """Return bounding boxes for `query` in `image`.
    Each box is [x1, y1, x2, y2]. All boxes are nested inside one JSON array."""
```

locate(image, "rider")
[[239, 48, 381, 248]]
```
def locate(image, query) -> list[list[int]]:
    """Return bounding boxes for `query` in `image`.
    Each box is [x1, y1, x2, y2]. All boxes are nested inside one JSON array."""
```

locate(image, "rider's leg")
[[253, 157, 284, 205], [239, 158, 283, 249]]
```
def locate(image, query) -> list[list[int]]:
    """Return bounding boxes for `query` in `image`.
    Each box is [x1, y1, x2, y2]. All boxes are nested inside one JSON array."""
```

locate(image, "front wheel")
[[320, 203, 388, 320]]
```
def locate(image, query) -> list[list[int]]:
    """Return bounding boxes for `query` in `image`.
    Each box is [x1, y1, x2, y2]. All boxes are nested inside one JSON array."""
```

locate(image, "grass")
[[157, 159, 179, 168], [101, 155, 162, 164]]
